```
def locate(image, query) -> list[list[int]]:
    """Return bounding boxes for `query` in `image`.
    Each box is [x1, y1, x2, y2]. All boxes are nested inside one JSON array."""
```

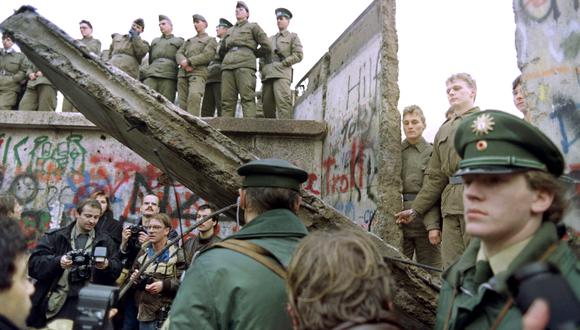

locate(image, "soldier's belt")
[[403, 193, 417, 201], [448, 175, 463, 185]]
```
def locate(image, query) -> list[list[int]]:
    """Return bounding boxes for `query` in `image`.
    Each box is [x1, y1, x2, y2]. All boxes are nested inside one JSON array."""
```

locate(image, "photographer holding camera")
[[26, 199, 121, 328], [129, 213, 185, 330], [434, 110, 579, 329]]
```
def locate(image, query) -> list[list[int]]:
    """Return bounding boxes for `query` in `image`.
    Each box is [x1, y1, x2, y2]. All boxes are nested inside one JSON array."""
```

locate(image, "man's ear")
[[292, 195, 302, 213], [238, 189, 246, 210], [531, 189, 554, 215]]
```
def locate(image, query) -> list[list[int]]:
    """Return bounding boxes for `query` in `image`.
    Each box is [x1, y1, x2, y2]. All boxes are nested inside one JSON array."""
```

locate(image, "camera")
[[134, 273, 155, 291], [126, 224, 148, 249], [76, 284, 118, 330], [507, 262, 580, 329], [68, 249, 92, 282]]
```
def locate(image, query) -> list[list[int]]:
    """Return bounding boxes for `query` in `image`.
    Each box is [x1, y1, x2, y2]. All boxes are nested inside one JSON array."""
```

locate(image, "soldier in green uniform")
[[108, 18, 150, 79], [396, 73, 480, 268], [176, 14, 217, 116], [400, 105, 442, 270], [141, 15, 183, 104], [220, 1, 272, 118], [18, 59, 57, 111], [62, 20, 101, 112], [435, 110, 579, 329], [201, 18, 233, 117], [0, 32, 26, 110], [167, 159, 309, 329], [260, 8, 303, 119]]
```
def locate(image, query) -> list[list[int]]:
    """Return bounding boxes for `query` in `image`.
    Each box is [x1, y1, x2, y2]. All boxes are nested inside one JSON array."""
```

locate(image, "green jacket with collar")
[[435, 222, 580, 329], [168, 208, 308, 330]]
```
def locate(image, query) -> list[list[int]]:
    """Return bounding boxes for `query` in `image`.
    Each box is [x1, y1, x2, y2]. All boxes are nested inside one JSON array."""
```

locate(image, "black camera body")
[[134, 273, 155, 291], [76, 284, 118, 330], [126, 224, 148, 249], [68, 249, 92, 282], [507, 262, 580, 329]]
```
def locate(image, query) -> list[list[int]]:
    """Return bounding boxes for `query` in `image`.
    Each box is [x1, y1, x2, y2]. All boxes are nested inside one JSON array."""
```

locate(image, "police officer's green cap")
[[217, 18, 233, 28], [192, 14, 207, 23], [275, 8, 293, 19], [159, 15, 172, 23], [133, 18, 145, 29], [454, 110, 564, 177], [236, 1, 249, 12], [238, 159, 308, 191]]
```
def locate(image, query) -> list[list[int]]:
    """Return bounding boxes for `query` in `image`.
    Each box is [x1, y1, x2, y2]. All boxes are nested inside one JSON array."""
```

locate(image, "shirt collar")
[[476, 236, 533, 275]]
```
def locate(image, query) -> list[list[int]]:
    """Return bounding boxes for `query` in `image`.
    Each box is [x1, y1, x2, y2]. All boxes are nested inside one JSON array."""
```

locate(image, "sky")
[[0, 0, 521, 141]]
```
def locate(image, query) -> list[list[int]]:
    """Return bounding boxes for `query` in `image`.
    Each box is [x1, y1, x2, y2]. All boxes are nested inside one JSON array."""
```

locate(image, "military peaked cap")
[[238, 159, 308, 192], [218, 18, 233, 28], [454, 110, 564, 177], [275, 8, 293, 19]]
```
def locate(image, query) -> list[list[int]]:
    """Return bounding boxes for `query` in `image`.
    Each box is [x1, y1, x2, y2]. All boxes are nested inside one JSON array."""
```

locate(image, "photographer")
[[434, 110, 579, 329], [27, 199, 121, 328], [129, 213, 185, 330]]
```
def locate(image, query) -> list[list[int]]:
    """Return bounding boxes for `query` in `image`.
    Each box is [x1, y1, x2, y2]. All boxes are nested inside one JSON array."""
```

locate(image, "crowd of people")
[[0, 2, 578, 329], [0, 1, 303, 119]]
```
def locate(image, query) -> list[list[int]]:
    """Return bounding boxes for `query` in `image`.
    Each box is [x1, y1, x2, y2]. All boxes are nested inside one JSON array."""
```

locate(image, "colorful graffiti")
[[0, 130, 241, 247], [321, 35, 382, 229]]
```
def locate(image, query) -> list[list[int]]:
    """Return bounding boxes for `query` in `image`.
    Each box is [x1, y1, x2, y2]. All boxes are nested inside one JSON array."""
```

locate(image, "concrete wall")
[[294, 0, 400, 235], [0, 111, 326, 246], [514, 0, 580, 228]]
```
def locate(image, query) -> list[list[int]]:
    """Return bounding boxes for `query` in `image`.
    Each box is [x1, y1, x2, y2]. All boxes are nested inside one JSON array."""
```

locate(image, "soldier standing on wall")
[[260, 8, 303, 119], [108, 18, 150, 79], [220, 1, 272, 118]]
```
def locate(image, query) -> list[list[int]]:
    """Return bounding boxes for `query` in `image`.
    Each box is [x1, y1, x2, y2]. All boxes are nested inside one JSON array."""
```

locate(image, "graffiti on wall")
[[322, 35, 382, 229], [0, 130, 239, 247]]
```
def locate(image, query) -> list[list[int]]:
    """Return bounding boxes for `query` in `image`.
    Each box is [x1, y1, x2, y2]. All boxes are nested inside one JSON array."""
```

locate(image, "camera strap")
[[212, 239, 287, 279]]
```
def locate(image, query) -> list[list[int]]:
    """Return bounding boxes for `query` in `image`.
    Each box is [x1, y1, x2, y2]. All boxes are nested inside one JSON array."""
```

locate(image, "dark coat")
[[95, 209, 123, 247], [27, 222, 122, 328]]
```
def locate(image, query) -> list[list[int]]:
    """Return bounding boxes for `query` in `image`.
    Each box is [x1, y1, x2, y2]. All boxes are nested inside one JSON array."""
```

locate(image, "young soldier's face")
[[236, 7, 248, 20], [462, 172, 549, 243], [402, 113, 426, 141], [446, 79, 475, 109], [159, 20, 172, 35], [194, 19, 206, 34], [79, 23, 92, 38], [512, 84, 527, 115], [2, 37, 13, 49], [277, 16, 289, 30]]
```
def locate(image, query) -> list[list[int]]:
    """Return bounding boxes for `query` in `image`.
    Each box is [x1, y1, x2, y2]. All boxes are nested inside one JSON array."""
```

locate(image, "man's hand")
[[428, 229, 441, 245], [95, 258, 109, 270], [130, 270, 140, 283], [522, 299, 549, 330], [60, 255, 73, 269], [36, 71, 43, 77], [395, 209, 417, 225], [138, 231, 149, 244], [28, 73, 37, 80], [145, 280, 163, 294]]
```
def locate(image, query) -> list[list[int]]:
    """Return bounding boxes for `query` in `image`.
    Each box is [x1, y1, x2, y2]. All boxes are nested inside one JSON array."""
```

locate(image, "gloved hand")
[[128, 28, 139, 39]]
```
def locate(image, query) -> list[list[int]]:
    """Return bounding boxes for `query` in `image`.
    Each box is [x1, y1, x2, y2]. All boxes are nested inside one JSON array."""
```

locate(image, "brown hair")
[[76, 199, 102, 214], [0, 194, 18, 218], [524, 170, 568, 223], [151, 213, 172, 229], [446, 72, 477, 90], [287, 230, 395, 330], [90, 190, 111, 212], [512, 75, 522, 91], [244, 187, 300, 215], [402, 105, 426, 124]]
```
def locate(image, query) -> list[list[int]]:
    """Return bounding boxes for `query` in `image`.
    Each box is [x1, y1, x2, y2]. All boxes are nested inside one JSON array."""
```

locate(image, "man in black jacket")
[[27, 199, 121, 328]]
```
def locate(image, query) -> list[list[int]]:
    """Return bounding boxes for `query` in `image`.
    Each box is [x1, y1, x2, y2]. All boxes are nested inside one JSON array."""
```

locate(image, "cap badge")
[[476, 140, 488, 151], [471, 113, 495, 135]]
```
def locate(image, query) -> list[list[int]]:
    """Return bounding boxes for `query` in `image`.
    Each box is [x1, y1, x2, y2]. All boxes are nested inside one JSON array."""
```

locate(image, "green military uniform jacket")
[[168, 208, 308, 330], [402, 137, 441, 237], [142, 34, 184, 81], [220, 20, 272, 71], [108, 33, 150, 79], [175, 32, 216, 79], [0, 48, 26, 93], [23, 60, 52, 88], [412, 107, 480, 217], [206, 41, 223, 83], [260, 29, 303, 82], [435, 222, 580, 329], [79, 36, 101, 55]]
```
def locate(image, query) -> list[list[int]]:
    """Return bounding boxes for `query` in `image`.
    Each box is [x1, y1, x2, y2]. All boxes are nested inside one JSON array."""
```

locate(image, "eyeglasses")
[[145, 225, 164, 231]]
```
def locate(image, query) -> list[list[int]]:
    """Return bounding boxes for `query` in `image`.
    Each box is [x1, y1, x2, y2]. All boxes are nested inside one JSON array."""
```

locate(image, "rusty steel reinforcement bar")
[[1, 4, 438, 327]]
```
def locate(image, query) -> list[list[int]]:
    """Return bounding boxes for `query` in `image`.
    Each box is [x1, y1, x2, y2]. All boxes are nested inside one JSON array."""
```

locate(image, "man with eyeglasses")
[[183, 204, 221, 266]]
